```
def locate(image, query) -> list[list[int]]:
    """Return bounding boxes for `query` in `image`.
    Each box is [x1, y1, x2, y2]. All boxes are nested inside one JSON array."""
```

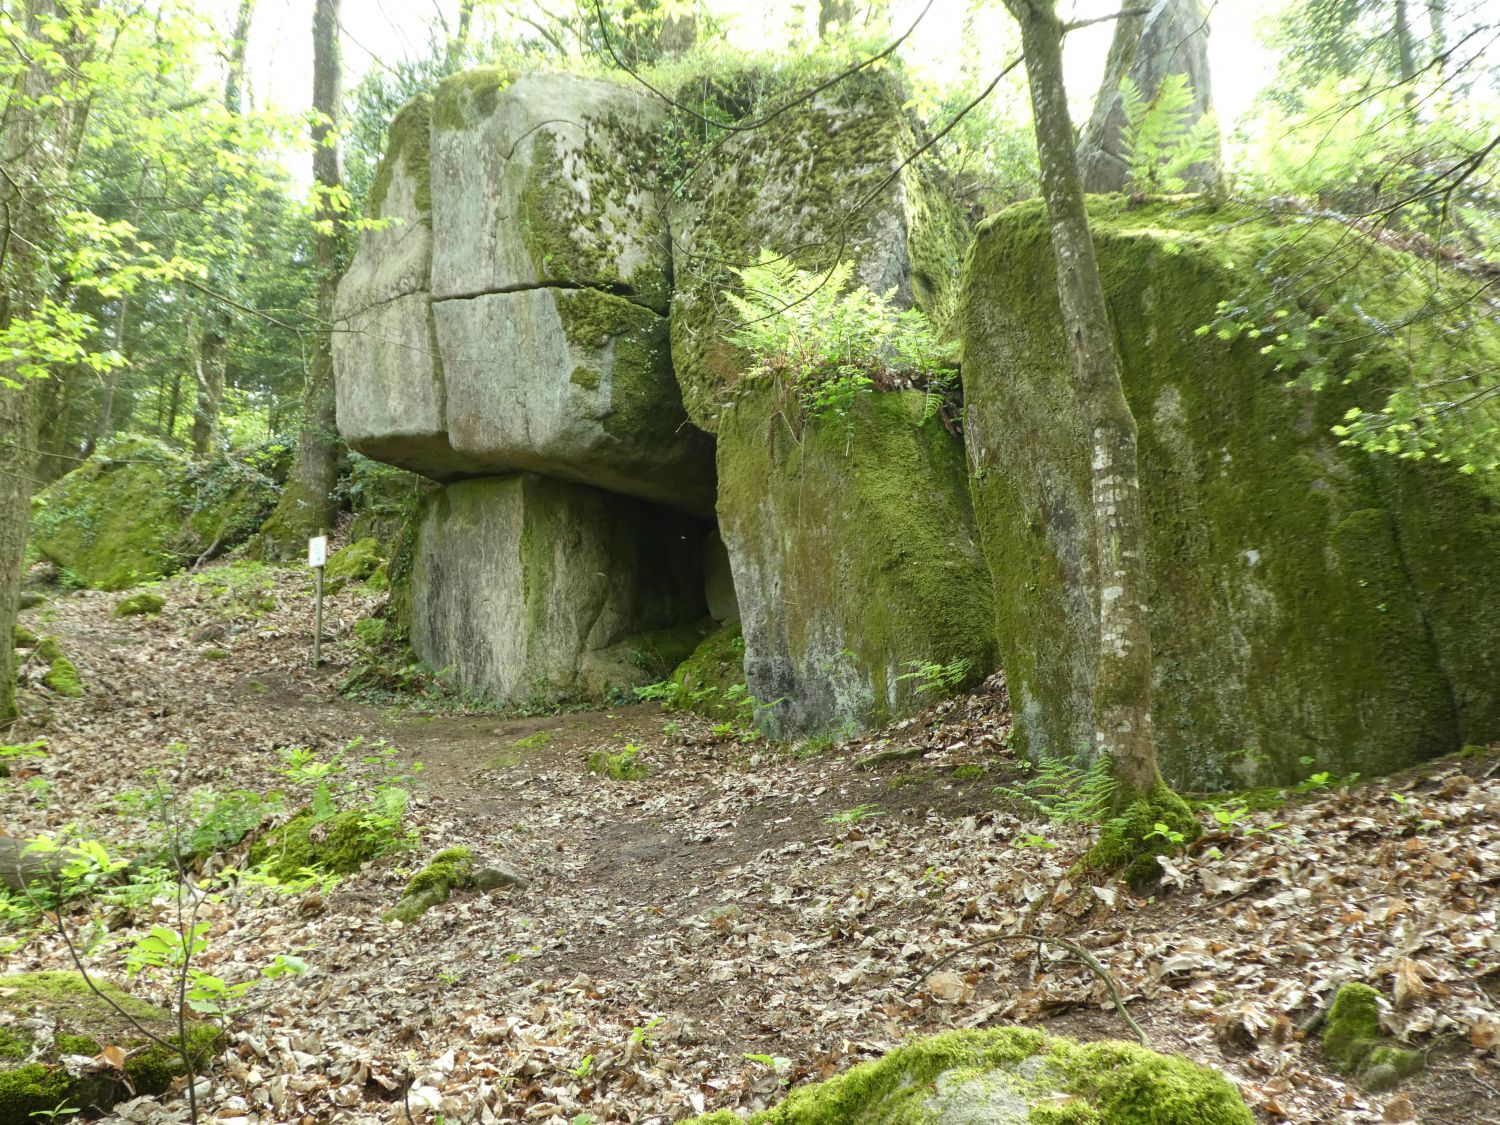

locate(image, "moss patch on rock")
[[963, 198, 1500, 789], [1322, 983, 1423, 1092], [324, 538, 383, 593], [249, 808, 388, 881], [29, 436, 276, 590], [685, 1027, 1251, 1124], [668, 64, 968, 432], [0, 971, 222, 1125], [666, 621, 746, 720], [113, 591, 165, 618], [36, 636, 81, 698], [384, 846, 473, 924]]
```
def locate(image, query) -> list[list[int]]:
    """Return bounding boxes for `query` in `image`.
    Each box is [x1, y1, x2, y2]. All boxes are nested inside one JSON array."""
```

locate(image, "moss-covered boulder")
[[687, 1027, 1250, 1124], [1322, 982, 1424, 1092], [113, 591, 164, 618], [249, 808, 388, 881], [334, 95, 468, 481], [384, 846, 473, 924], [36, 637, 81, 698], [718, 385, 995, 738], [338, 71, 715, 514], [666, 621, 746, 720], [0, 971, 221, 1125], [28, 437, 276, 590], [323, 538, 383, 593], [963, 199, 1500, 788], [402, 475, 708, 706], [669, 66, 968, 433]]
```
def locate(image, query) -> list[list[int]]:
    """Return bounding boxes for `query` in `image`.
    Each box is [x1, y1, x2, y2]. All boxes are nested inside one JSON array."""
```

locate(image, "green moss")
[[0, 972, 222, 1124], [717, 385, 996, 738], [365, 94, 432, 220], [29, 437, 275, 590], [953, 764, 986, 781], [1084, 782, 1201, 888], [324, 538, 384, 593], [667, 621, 746, 720], [1321, 982, 1423, 1091], [570, 365, 601, 391], [12, 624, 37, 649], [512, 103, 669, 311], [36, 636, 81, 698], [668, 65, 963, 431], [964, 198, 1500, 789], [432, 66, 514, 133], [249, 808, 387, 881], [684, 1028, 1250, 1124], [384, 846, 473, 924], [587, 745, 650, 780], [113, 591, 164, 618]]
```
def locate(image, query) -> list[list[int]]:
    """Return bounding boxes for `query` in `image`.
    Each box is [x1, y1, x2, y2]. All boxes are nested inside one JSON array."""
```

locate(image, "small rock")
[[472, 863, 527, 891]]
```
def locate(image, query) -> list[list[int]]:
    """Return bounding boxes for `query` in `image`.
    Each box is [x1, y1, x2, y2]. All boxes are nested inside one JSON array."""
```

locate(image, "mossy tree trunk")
[[1004, 0, 1162, 802], [257, 0, 345, 558]]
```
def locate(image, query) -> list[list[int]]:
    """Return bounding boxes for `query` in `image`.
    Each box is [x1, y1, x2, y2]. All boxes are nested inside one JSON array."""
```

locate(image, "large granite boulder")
[[334, 95, 464, 480], [400, 475, 708, 705], [718, 385, 996, 738], [685, 1028, 1252, 1125], [668, 67, 968, 433], [335, 70, 714, 515], [28, 437, 275, 590], [963, 199, 1500, 789]]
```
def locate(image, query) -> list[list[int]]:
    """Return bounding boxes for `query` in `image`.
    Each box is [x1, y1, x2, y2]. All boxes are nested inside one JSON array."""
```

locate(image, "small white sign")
[[308, 535, 328, 568]]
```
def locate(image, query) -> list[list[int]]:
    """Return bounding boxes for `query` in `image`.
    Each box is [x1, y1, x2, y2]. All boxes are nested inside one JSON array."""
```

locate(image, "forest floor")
[[6, 560, 1500, 1125]]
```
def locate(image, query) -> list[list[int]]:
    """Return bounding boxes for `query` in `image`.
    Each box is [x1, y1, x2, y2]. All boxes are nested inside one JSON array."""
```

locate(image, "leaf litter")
[[6, 562, 1500, 1123]]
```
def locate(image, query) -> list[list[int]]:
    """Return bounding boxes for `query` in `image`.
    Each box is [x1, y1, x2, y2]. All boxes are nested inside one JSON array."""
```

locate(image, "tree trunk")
[[190, 319, 226, 457], [819, 0, 855, 38], [1427, 0, 1446, 69], [256, 0, 345, 558], [1076, 0, 1219, 194], [1, 0, 73, 725], [191, 0, 255, 461], [1005, 0, 1161, 800], [95, 293, 128, 443], [443, 0, 475, 71]]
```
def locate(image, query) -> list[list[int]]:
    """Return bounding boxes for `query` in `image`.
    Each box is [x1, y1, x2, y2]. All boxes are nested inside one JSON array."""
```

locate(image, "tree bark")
[[1, 0, 75, 724], [819, 0, 855, 38], [191, 0, 255, 460], [1076, 0, 1219, 194], [1005, 0, 1161, 800], [256, 0, 345, 558]]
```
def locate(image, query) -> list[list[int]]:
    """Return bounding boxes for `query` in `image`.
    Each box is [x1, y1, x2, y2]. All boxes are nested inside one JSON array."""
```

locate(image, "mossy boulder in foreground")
[[1322, 982, 1424, 1092], [687, 1028, 1251, 1124], [717, 386, 996, 738], [28, 436, 276, 590], [0, 971, 221, 1125], [964, 199, 1500, 789]]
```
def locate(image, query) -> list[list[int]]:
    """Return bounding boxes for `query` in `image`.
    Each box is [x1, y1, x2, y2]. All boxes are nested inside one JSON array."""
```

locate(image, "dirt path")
[[7, 563, 1500, 1124]]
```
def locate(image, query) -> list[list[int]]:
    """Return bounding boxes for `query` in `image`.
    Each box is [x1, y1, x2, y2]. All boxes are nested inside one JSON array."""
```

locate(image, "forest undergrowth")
[[4, 560, 1499, 1124]]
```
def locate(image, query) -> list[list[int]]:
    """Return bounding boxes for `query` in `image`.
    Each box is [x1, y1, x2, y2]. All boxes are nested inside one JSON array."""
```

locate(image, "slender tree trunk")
[[0, 0, 70, 724], [256, 0, 345, 557], [1427, 0, 1447, 70], [1393, 0, 1419, 119], [443, 0, 475, 71], [1005, 0, 1161, 800], [191, 0, 255, 460], [95, 293, 128, 442], [818, 0, 855, 38], [166, 367, 183, 439]]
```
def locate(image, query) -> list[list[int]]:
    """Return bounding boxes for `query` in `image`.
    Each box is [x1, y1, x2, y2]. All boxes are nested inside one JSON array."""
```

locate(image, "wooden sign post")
[[308, 533, 328, 668]]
